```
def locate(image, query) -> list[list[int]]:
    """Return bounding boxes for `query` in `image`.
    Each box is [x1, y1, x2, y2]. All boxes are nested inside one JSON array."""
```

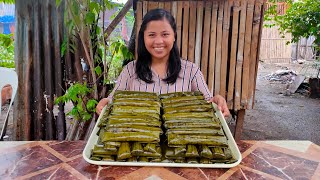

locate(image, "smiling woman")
[[96, 9, 230, 117]]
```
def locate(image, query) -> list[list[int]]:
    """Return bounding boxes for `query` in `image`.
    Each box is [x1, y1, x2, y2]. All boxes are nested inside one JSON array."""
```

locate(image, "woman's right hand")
[[96, 98, 110, 115]]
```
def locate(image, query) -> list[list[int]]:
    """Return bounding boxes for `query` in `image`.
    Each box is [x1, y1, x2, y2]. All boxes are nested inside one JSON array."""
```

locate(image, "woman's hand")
[[96, 98, 110, 115], [209, 95, 230, 117]]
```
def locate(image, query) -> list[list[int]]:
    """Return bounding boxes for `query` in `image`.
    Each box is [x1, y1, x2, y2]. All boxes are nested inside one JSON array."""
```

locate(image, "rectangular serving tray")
[[83, 103, 242, 168]]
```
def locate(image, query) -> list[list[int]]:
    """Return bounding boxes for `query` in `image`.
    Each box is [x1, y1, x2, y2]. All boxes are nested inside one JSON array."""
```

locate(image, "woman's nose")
[[154, 36, 164, 43]]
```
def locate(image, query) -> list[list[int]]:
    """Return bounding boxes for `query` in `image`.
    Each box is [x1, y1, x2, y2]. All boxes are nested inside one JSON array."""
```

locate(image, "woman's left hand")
[[209, 95, 230, 117]]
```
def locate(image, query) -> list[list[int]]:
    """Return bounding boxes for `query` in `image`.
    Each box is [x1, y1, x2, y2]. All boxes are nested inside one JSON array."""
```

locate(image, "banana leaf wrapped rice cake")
[[160, 92, 236, 164], [91, 91, 162, 162]]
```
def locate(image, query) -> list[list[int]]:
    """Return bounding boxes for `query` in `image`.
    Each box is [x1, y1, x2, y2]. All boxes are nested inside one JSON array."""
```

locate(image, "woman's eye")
[[149, 34, 155, 37], [163, 34, 169, 37]]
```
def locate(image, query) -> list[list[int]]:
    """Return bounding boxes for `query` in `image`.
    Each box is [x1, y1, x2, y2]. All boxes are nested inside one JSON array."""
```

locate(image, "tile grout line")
[[238, 165, 283, 180], [14, 163, 65, 180], [40, 144, 69, 162], [257, 142, 320, 162], [216, 166, 239, 180], [62, 163, 89, 180], [311, 163, 320, 180]]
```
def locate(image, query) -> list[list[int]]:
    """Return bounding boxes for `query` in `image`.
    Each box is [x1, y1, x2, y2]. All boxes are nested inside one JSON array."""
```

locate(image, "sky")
[[111, 0, 128, 4]]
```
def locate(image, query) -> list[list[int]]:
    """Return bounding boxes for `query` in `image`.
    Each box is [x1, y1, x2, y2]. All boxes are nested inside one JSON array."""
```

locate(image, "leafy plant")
[[264, 0, 320, 54], [55, 0, 134, 126], [0, 33, 14, 68]]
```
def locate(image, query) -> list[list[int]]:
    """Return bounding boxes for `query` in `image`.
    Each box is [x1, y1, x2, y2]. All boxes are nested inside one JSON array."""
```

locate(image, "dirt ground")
[[1, 61, 319, 144]]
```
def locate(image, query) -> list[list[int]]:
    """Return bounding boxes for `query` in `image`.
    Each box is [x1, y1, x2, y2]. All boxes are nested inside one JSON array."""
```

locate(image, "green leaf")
[[86, 99, 98, 112], [95, 66, 102, 76], [56, 0, 63, 7], [89, 2, 100, 13], [82, 113, 92, 121], [85, 12, 96, 24]]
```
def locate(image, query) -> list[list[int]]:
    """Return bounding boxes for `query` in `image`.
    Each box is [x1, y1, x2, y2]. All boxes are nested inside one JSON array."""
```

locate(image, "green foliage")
[[0, 33, 14, 68], [0, 0, 15, 4], [55, 83, 98, 121], [56, 0, 134, 122], [264, 0, 320, 48]]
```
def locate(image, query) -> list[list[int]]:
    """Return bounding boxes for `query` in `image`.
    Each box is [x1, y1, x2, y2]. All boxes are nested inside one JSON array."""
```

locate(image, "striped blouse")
[[107, 59, 212, 101]]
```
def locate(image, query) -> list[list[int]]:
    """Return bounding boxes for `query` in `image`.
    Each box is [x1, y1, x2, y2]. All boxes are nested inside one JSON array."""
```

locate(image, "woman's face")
[[143, 19, 175, 62]]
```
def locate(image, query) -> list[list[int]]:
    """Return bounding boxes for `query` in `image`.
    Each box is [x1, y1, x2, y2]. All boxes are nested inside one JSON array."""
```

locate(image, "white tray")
[[83, 103, 242, 168]]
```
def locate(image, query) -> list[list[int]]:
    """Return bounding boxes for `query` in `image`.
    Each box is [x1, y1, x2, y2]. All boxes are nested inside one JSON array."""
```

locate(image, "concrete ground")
[[1, 61, 320, 144]]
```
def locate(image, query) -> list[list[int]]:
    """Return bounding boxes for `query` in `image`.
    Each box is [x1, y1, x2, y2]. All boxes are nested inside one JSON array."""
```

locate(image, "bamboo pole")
[[220, 0, 232, 98], [181, 1, 189, 59], [234, 0, 247, 110], [194, 1, 204, 67], [200, 1, 212, 82], [214, 1, 224, 95], [208, 1, 218, 94], [241, 0, 255, 109], [188, 1, 197, 62], [227, 0, 240, 109]]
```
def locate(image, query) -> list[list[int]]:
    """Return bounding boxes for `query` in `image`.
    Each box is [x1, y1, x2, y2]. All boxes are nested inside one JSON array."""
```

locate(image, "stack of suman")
[[160, 92, 236, 164], [91, 91, 162, 162]]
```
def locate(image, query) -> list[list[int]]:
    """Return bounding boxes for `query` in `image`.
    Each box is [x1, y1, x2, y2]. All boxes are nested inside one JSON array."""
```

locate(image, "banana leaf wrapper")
[[102, 155, 115, 162], [199, 145, 213, 159], [168, 134, 228, 146], [185, 145, 199, 157], [165, 147, 175, 158], [104, 141, 121, 147], [106, 126, 163, 134], [90, 156, 102, 161], [163, 112, 214, 121], [174, 146, 186, 156], [127, 156, 138, 162], [163, 104, 213, 114], [200, 158, 211, 164], [167, 128, 224, 136], [211, 147, 226, 159], [111, 112, 160, 120], [114, 90, 158, 98], [107, 114, 160, 121], [112, 105, 160, 115], [117, 142, 132, 160], [139, 147, 162, 157], [159, 91, 203, 99], [105, 123, 162, 130], [107, 119, 161, 127], [114, 95, 159, 101], [150, 158, 162, 162], [162, 100, 210, 108], [131, 142, 144, 156], [144, 143, 157, 153], [105, 144, 118, 153], [161, 95, 204, 105], [224, 147, 233, 160], [101, 132, 160, 142], [165, 122, 221, 129], [174, 159, 186, 163], [113, 99, 161, 107], [187, 158, 199, 164], [138, 157, 149, 162], [92, 145, 117, 156]]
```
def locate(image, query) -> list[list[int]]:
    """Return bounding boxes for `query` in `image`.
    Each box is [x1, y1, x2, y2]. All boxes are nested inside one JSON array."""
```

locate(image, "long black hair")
[[136, 8, 181, 84]]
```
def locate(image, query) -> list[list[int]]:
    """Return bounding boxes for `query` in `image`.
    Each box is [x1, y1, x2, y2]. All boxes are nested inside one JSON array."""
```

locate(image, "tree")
[[265, 0, 320, 53]]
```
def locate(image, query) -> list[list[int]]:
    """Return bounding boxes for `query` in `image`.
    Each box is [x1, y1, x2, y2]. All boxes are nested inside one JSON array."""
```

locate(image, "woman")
[[96, 9, 230, 117]]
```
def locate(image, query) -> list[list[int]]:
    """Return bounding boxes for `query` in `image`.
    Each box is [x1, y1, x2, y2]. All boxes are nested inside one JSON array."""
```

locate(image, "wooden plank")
[[220, 0, 232, 98], [200, 1, 212, 82], [234, 0, 247, 110], [148, 1, 159, 11], [188, 1, 197, 62], [234, 109, 245, 141], [181, 1, 189, 59], [194, 1, 204, 66], [143, 1, 148, 17], [241, 0, 255, 109], [176, 1, 183, 53], [158, 2, 164, 9], [164, 2, 171, 12], [248, 0, 263, 108], [227, 0, 240, 109], [208, 1, 219, 94], [171, 1, 177, 20], [135, 1, 143, 59], [214, 1, 224, 95]]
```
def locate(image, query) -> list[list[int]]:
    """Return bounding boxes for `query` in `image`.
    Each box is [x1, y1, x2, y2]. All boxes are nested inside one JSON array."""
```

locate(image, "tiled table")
[[0, 140, 319, 179]]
